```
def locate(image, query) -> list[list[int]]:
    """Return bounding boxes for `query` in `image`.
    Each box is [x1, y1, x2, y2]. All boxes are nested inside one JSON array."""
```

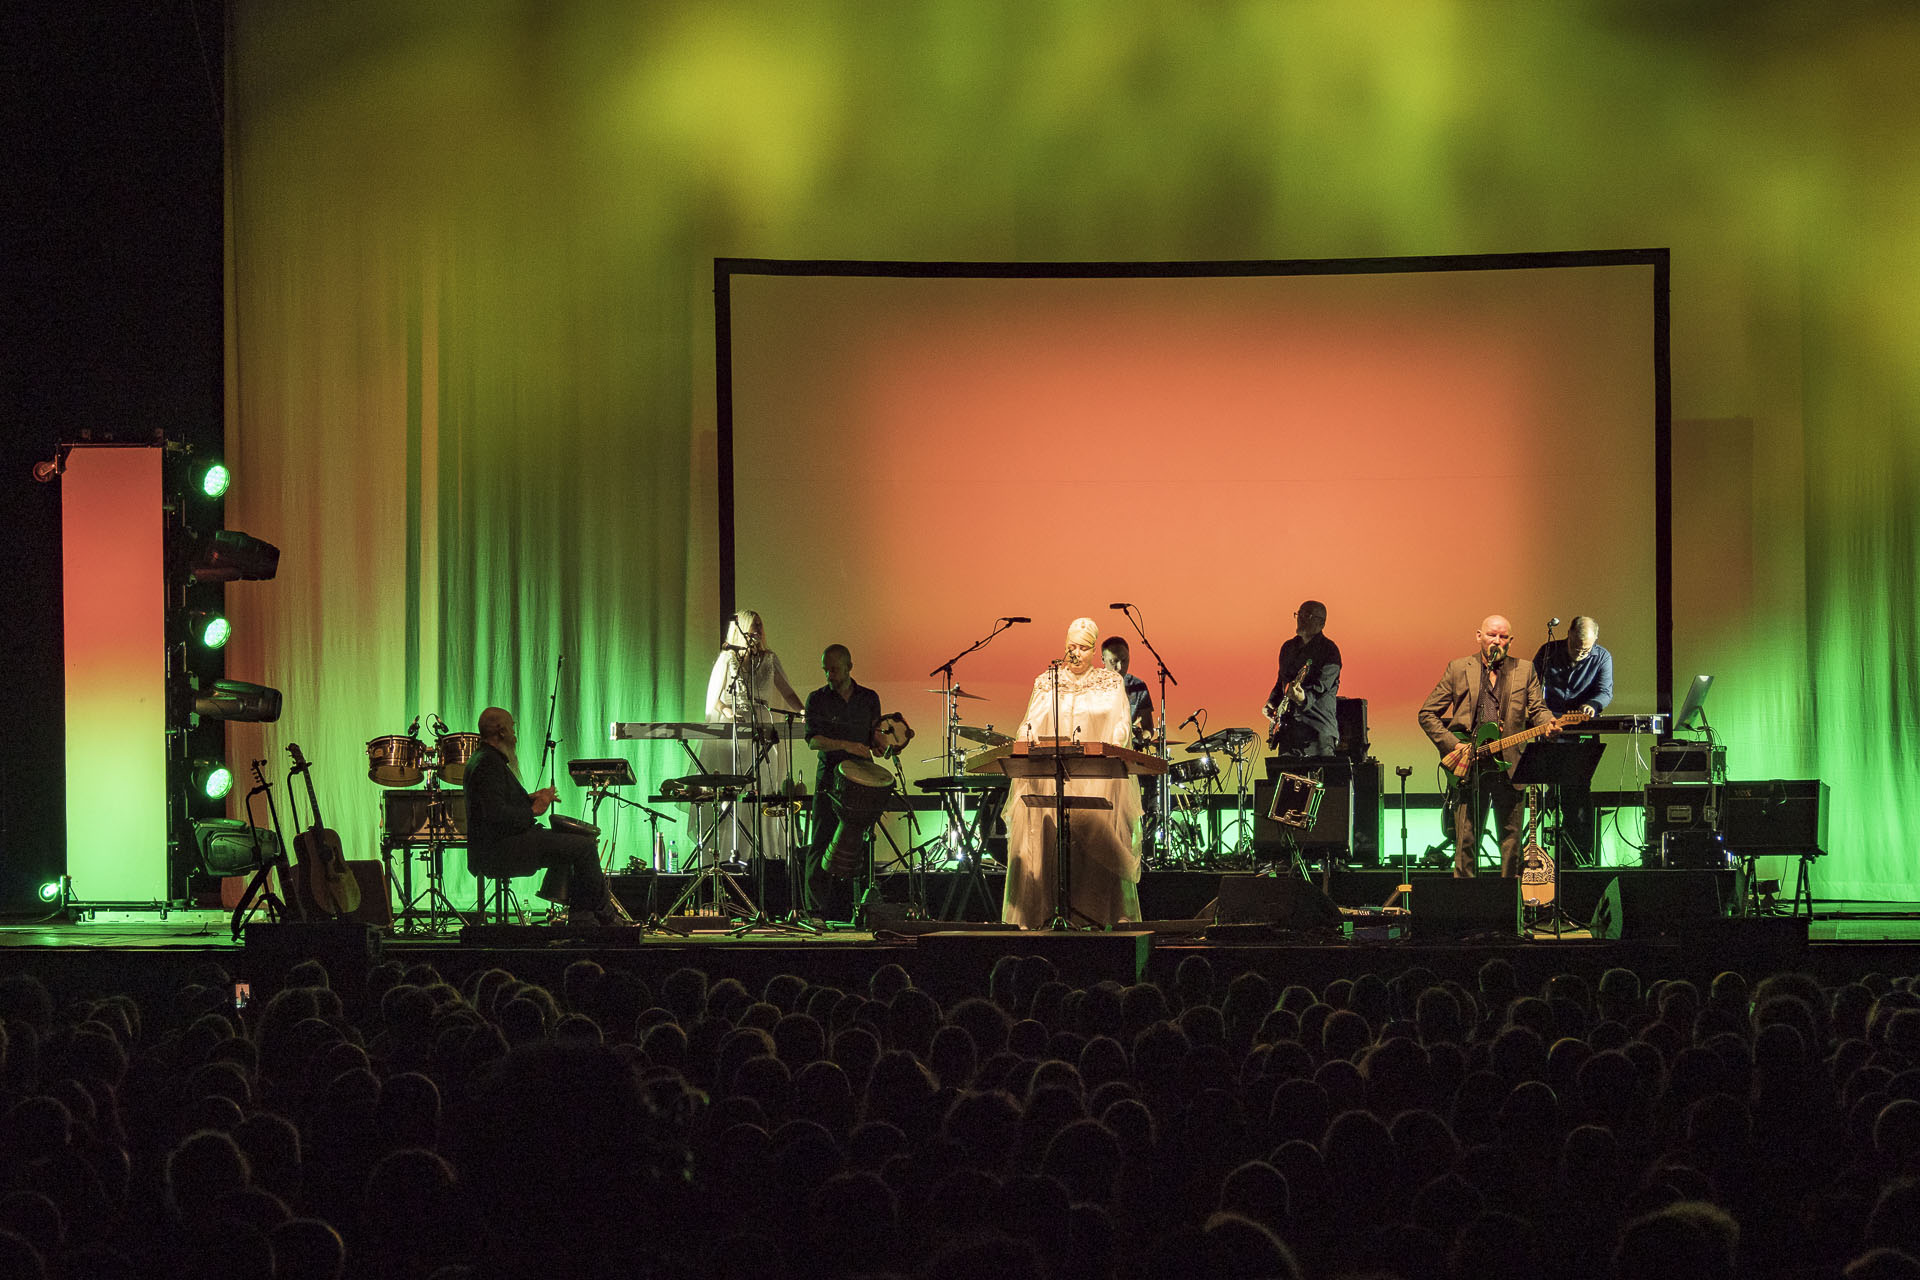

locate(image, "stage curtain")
[[222, 0, 1920, 901]]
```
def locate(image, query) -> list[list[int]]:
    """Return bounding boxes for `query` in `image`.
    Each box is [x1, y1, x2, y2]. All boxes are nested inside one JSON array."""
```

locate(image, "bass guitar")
[[1441, 709, 1593, 799], [1264, 659, 1313, 749], [286, 742, 362, 917]]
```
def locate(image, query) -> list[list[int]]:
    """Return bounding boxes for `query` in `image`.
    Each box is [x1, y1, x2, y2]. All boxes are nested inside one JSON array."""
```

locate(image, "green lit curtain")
[[225, 0, 1920, 900]]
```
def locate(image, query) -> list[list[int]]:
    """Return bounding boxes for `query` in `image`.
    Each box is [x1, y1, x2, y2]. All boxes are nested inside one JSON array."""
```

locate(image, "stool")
[[473, 873, 529, 925]]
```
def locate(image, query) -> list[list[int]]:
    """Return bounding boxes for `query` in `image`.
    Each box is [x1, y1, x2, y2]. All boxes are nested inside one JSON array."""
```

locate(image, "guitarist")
[[1263, 600, 1341, 756], [1417, 615, 1557, 878]]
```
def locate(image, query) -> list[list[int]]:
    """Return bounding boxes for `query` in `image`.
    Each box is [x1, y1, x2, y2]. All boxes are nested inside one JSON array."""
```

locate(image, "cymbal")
[[927, 686, 989, 701], [1188, 728, 1256, 754], [956, 725, 1013, 746]]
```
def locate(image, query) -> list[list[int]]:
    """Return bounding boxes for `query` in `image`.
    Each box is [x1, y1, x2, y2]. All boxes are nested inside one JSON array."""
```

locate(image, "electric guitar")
[[1264, 659, 1313, 748], [1440, 709, 1592, 799], [286, 742, 361, 917]]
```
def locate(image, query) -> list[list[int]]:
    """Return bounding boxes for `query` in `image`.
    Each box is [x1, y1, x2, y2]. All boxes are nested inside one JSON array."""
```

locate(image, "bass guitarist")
[[1263, 600, 1341, 757], [1417, 614, 1559, 878]]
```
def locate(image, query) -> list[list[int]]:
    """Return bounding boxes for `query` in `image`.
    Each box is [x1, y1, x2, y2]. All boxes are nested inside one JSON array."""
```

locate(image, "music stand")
[[1512, 738, 1606, 936]]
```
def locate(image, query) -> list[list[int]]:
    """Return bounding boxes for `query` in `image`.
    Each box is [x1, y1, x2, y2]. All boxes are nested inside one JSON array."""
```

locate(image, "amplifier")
[[1653, 742, 1727, 785], [1721, 779, 1828, 854], [381, 789, 468, 842], [1644, 783, 1716, 866], [1334, 697, 1369, 760]]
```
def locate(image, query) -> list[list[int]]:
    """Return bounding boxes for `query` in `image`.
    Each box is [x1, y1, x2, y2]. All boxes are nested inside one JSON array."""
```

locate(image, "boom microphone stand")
[[1112, 603, 1178, 859]]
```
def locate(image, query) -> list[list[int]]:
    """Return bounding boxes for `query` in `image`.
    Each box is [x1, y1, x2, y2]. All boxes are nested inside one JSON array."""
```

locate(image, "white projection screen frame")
[[714, 251, 1671, 820]]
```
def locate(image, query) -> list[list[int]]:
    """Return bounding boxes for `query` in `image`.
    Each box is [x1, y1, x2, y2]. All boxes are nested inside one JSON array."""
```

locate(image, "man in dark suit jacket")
[[1417, 615, 1556, 877], [462, 706, 632, 924]]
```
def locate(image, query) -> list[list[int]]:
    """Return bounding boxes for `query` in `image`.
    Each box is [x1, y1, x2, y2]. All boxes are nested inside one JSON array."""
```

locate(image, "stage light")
[[38, 880, 63, 902], [189, 530, 280, 583], [192, 761, 234, 801], [190, 611, 230, 649], [193, 679, 283, 723], [198, 462, 230, 499]]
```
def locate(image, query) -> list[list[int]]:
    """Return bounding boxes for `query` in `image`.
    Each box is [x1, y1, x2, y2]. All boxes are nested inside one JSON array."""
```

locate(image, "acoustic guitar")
[[286, 742, 361, 916]]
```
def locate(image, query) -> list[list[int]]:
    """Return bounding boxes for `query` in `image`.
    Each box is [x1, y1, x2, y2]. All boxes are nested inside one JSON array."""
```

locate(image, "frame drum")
[[1267, 771, 1326, 830]]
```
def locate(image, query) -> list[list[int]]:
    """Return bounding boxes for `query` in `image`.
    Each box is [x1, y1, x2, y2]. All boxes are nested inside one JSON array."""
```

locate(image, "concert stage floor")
[[6, 873, 1920, 1016]]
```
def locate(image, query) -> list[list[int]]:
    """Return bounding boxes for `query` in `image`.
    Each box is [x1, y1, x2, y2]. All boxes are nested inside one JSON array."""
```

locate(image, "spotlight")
[[192, 679, 282, 723], [38, 880, 64, 902], [189, 530, 280, 583], [198, 462, 230, 499], [190, 611, 230, 649], [192, 761, 234, 801]]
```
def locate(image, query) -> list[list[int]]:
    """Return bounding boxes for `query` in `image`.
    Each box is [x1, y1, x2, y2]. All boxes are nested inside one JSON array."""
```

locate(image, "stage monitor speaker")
[[1721, 780, 1828, 854], [1214, 873, 1342, 931], [1588, 869, 1730, 939], [1413, 876, 1522, 938], [1255, 763, 1356, 857]]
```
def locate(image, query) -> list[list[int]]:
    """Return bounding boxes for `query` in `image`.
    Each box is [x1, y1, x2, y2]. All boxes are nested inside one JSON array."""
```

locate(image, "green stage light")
[[38, 880, 63, 902], [190, 611, 230, 649], [199, 463, 230, 499], [193, 761, 234, 801]]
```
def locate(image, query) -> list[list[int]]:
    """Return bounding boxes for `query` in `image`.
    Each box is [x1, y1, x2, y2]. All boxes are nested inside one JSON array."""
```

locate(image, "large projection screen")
[[718, 254, 1667, 819]]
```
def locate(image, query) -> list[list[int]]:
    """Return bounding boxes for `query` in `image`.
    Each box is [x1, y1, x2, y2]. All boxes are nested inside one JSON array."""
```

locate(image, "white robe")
[[1002, 664, 1143, 929], [695, 649, 800, 864]]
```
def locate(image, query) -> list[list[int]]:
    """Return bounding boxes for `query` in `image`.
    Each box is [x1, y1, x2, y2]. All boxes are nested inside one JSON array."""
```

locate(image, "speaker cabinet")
[[1588, 869, 1732, 939], [1721, 780, 1829, 854], [1413, 876, 1522, 938], [1215, 873, 1343, 931], [1335, 697, 1369, 759], [1255, 758, 1381, 861]]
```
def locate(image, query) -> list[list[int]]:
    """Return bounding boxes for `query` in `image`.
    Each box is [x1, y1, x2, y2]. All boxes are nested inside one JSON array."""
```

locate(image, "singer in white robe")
[[1002, 617, 1143, 929], [697, 610, 804, 864]]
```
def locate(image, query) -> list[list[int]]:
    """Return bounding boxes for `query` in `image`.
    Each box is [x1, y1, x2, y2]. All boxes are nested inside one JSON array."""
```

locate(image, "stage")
[[8, 865, 1919, 1015]]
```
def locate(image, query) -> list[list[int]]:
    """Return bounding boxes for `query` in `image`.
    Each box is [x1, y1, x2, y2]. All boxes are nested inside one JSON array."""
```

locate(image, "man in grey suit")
[[1418, 615, 1557, 877]]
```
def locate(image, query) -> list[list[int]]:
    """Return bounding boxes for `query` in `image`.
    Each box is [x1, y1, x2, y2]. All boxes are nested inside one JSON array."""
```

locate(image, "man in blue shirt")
[[1532, 616, 1612, 861]]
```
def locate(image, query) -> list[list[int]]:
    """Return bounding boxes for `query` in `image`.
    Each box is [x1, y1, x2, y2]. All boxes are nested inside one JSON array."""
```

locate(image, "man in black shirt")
[[803, 644, 883, 923], [1264, 600, 1342, 757], [1100, 637, 1155, 744], [462, 706, 632, 924]]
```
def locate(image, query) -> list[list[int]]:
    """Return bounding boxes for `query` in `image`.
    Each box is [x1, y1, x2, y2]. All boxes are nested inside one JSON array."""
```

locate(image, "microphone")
[[1108, 603, 1131, 610], [1000, 617, 1030, 624], [1178, 710, 1202, 730], [406, 716, 420, 737]]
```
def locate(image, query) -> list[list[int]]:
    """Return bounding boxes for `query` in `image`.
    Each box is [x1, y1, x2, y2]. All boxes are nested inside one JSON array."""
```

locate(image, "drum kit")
[[364, 714, 525, 932]]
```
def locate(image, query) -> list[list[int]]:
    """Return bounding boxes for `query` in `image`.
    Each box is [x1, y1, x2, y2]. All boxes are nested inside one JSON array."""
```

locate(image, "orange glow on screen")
[[728, 266, 1656, 793]]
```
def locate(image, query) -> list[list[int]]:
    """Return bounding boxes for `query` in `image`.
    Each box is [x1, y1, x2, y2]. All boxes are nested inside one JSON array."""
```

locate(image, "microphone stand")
[[537, 653, 564, 791], [1115, 604, 1178, 861], [1046, 660, 1078, 930]]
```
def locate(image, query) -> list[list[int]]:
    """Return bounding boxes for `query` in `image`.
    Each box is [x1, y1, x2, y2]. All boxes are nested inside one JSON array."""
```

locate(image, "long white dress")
[[696, 649, 801, 864], [1002, 664, 1143, 929]]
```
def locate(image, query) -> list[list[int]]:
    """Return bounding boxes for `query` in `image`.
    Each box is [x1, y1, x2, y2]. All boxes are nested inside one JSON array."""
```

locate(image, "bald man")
[[463, 706, 633, 925], [1417, 616, 1555, 877]]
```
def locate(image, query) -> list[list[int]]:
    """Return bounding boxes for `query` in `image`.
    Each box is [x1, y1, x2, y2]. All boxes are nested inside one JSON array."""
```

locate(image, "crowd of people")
[[4, 948, 1920, 1279]]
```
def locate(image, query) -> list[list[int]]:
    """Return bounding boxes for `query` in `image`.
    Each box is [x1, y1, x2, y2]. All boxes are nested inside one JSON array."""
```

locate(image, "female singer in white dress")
[[700, 610, 805, 864], [1002, 617, 1143, 929]]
